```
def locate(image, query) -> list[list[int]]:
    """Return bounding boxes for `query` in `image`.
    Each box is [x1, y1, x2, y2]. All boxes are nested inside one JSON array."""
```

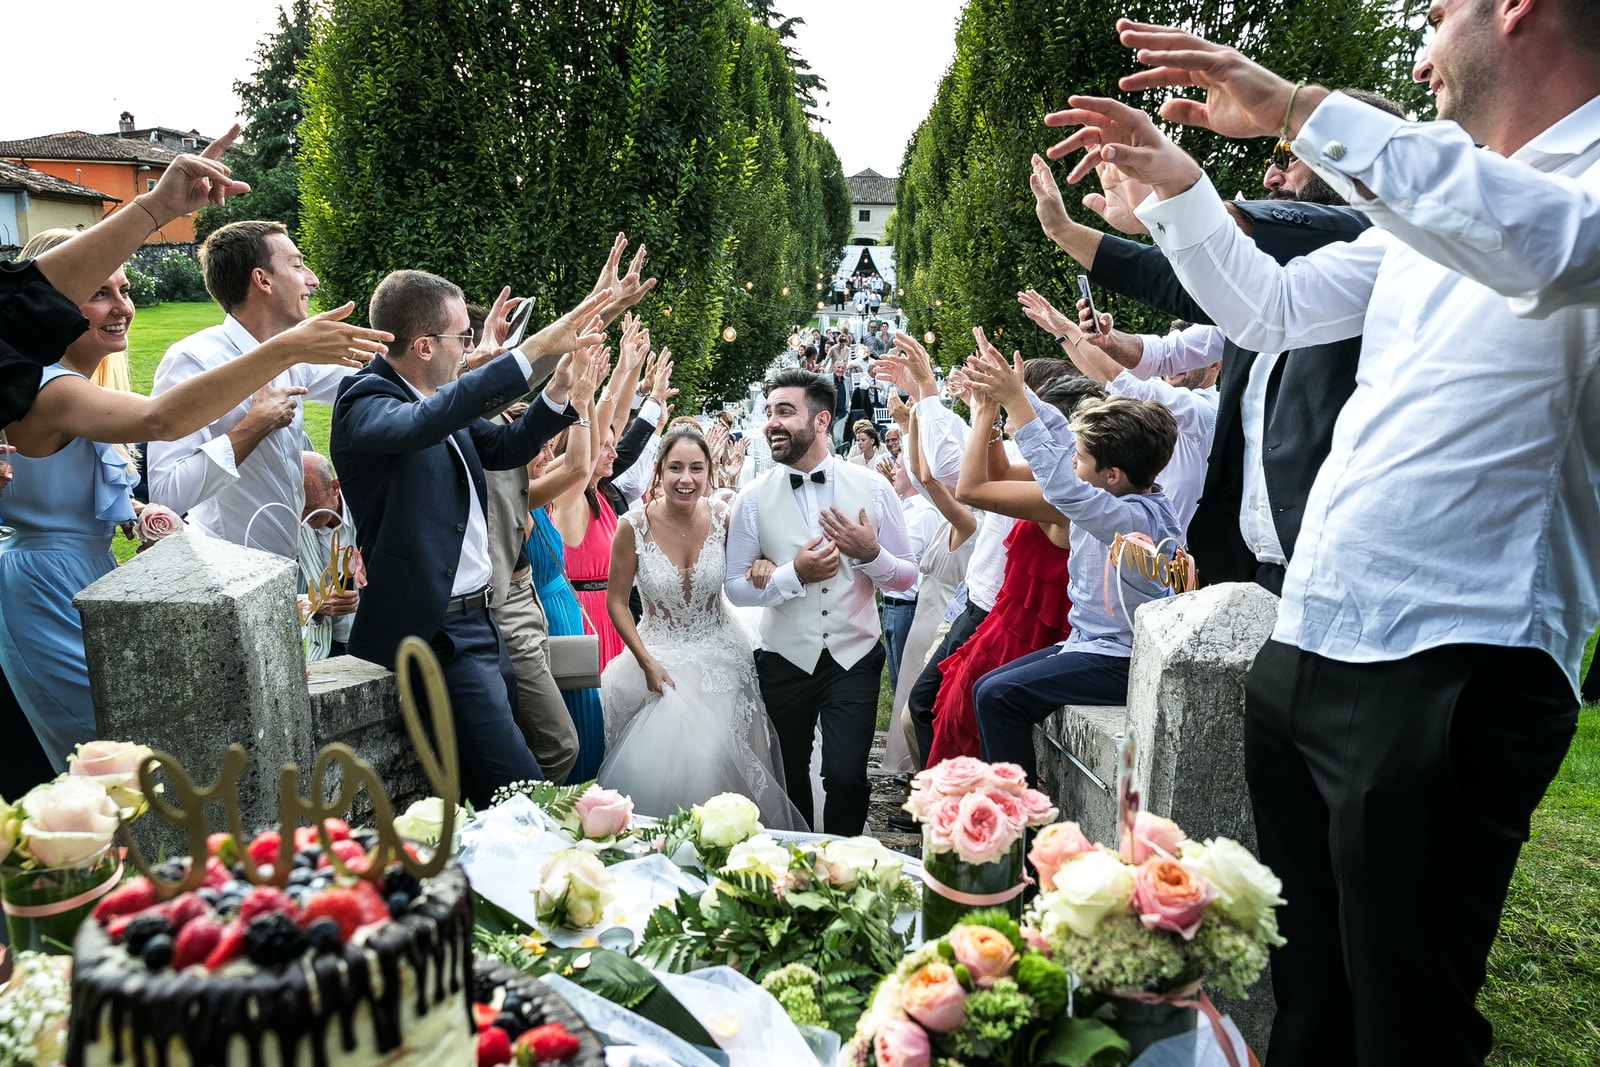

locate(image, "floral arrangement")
[[532, 849, 615, 930], [650, 791, 764, 873], [0, 951, 72, 1067], [638, 833, 918, 1035], [0, 740, 153, 870], [1027, 813, 1282, 1002], [847, 911, 1127, 1067]]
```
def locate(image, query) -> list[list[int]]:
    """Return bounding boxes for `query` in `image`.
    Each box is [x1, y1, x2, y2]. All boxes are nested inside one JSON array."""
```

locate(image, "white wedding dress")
[[598, 503, 804, 830]]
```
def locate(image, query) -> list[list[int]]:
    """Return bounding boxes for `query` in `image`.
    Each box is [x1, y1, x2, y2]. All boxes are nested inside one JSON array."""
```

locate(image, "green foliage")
[[1029, 1016, 1132, 1067], [124, 263, 160, 308], [1015, 952, 1072, 1018], [194, 0, 311, 240], [298, 0, 848, 407], [895, 0, 1434, 367], [949, 977, 1036, 1062], [153, 254, 208, 303], [486, 777, 594, 824]]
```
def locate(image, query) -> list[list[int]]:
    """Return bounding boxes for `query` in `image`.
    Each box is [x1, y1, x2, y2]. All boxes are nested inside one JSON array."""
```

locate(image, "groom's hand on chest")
[[819, 507, 879, 563], [794, 536, 841, 584]]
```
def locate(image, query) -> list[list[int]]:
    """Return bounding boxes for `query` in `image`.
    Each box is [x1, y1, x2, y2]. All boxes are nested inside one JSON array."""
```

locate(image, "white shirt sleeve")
[[1290, 91, 1600, 317], [1107, 371, 1210, 441], [853, 477, 918, 594], [912, 395, 969, 487], [146, 347, 244, 516], [723, 488, 805, 606], [1129, 325, 1228, 380]]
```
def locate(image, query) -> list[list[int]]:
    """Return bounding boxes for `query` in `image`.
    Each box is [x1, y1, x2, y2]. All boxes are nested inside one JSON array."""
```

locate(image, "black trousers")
[[1245, 640, 1577, 1067], [0, 668, 56, 802], [756, 645, 884, 835], [909, 601, 989, 763]]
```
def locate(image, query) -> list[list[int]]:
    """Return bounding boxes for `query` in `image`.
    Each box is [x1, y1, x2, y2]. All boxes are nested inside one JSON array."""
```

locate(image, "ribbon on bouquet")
[[918, 865, 1033, 907], [1, 855, 123, 918], [1110, 979, 1257, 1067]]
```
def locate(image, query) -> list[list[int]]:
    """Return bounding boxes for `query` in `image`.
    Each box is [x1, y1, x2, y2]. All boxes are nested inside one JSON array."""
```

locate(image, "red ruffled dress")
[[926, 520, 1072, 765], [564, 494, 626, 670]]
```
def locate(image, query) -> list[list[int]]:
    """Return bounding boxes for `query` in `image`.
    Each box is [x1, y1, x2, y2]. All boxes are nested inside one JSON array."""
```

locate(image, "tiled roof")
[[0, 159, 118, 202], [847, 168, 896, 205], [0, 131, 179, 165]]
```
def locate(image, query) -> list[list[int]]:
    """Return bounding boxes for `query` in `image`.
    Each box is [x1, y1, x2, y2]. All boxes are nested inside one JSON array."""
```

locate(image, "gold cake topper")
[[120, 637, 460, 897]]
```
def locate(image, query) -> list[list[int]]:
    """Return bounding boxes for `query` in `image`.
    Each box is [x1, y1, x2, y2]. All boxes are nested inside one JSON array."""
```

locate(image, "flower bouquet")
[[847, 910, 1129, 1067], [533, 849, 616, 930], [648, 790, 766, 874], [904, 757, 1057, 938], [0, 740, 154, 953], [637, 833, 918, 1035]]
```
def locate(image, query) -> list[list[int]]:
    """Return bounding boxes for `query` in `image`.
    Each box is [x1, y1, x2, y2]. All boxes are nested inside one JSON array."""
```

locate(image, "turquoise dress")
[[0, 365, 138, 774], [526, 507, 606, 782]]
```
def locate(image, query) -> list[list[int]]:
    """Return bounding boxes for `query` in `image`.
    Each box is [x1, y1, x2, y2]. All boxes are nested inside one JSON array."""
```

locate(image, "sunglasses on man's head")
[[1271, 140, 1296, 170]]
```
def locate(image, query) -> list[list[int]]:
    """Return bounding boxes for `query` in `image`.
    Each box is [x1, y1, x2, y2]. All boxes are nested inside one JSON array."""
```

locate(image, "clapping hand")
[[876, 455, 896, 481]]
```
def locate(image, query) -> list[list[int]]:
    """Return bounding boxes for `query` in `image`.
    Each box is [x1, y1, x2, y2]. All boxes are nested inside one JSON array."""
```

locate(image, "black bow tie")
[[790, 469, 827, 490]]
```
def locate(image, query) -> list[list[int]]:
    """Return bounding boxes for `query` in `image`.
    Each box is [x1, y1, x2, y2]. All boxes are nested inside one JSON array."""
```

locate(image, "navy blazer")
[[1089, 201, 1369, 584], [331, 355, 577, 667]]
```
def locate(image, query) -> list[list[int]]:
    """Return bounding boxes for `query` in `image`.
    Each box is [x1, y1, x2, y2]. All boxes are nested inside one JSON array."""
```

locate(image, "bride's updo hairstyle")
[[650, 421, 715, 501]]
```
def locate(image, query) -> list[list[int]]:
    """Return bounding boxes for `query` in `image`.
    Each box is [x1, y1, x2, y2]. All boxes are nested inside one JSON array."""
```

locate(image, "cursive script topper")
[[120, 636, 460, 897]]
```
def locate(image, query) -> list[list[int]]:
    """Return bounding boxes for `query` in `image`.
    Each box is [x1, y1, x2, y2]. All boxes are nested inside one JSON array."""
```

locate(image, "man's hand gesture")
[[819, 507, 880, 563], [794, 536, 840, 584], [143, 124, 251, 222], [1083, 162, 1152, 236], [1044, 95, 1203, 198]]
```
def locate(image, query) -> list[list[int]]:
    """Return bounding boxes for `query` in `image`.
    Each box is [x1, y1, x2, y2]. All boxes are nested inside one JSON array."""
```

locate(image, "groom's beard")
[[767, 423, 815, 466]]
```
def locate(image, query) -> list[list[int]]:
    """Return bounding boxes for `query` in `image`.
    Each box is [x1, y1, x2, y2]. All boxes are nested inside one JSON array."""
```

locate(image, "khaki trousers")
[[492, 570, 579, 784]]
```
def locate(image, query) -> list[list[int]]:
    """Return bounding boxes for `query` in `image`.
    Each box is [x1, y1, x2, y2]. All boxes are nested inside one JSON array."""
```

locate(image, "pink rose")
[[1021, 924, 1051, 954], [947, 924, 1018, 988], [984, 762, 1030, 795], [1017, 788, 1058, 826], [69, 740, 151, 779], [1029, 820, 1095, 891], [19, 777, 120, 867], [572, 785, 633, 839], [1131, 858, 1216, 940], [929, 756, 992, 797], [134, 504, 183, 545], [949, 791, 1020, 865], [1121, 812, 1186, 864], [900, 962, 967, 1032], [982, 788, 1026, 830], [903, 781, 940, 820], [873, 1019, 930, 1067], [925, 796, 962, 851]]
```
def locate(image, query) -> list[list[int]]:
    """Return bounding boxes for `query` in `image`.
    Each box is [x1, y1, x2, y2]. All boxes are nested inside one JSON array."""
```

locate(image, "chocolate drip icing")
[[65, 866, 475, 1067]]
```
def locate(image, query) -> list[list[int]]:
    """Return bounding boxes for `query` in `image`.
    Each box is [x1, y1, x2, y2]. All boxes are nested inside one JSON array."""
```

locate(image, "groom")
[[725, 368, 917, 834]]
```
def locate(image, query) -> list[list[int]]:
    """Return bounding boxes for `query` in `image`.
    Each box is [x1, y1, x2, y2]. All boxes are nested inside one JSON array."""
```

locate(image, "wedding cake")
[[65, 831, 474, 1067]]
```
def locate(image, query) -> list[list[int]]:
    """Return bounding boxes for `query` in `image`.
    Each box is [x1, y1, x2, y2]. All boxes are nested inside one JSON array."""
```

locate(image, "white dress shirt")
[[1105, 371, 1217, 532], [611, 399, 662, 510], [724, 454, 917, 608], [897, 492, 944, 599], [148, 316, 353, 558], [1136, 90, 1600, 693]]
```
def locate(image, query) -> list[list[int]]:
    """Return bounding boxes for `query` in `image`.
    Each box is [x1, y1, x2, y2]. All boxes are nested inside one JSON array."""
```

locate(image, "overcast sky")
[[1, 0, 965, 179]]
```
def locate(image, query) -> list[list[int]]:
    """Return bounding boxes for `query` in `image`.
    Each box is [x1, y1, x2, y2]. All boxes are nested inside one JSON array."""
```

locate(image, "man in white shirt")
[[149, 222, 347, 558], [724, 368, 917, 835], [883, 457, 943, 692], [1051, 7, 1600, 1064]]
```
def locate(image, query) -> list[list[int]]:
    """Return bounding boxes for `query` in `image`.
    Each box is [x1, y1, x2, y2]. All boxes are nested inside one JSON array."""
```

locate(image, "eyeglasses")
[[429, 330, 476, 347], [1270, 140, 1296, 170]]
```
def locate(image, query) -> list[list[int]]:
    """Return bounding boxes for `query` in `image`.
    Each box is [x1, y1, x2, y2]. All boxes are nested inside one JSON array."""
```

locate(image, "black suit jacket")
[[1089, 201, 1369, 584], [331, 355, 577, 668]]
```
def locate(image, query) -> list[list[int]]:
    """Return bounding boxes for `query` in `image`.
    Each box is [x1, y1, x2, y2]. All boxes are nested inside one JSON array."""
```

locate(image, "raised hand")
[[887, 389, 911, 431], [888, 331, 939, 398], [1076, 298, 1115, 343], [1116, 19, 1326, 140], [589, 233, 659, 326], [284, 303, 391, 366], [142, 124, 251, 222], [1017, 288, 1074, 339], [647, 349, 678, 405], [467, 286, 521, 369], [965, 327, 1030, 413], [1083, 162, 1153, 236], [704, 420, 730, 459], [1029, 152, 1076, 240], [1045, 95, 1203, 194], [569, 343, 607, 414], [522, 288, 611, 380], [819, 507, 880, 563]]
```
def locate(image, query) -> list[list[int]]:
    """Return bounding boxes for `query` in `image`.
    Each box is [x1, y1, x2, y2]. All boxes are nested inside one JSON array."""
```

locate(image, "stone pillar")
[[1123, 581, 1281, 1055]]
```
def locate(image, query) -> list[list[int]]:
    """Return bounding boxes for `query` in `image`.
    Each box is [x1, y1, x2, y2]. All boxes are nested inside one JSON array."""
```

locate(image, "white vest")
[[751, 461, 883, 673]]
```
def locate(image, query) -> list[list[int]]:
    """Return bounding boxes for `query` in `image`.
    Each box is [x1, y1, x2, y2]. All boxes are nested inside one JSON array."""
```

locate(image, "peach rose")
[[900, 962, 967, 1032], [925, 795, 962, 851], [984, 762, 1030, 794], [1017, 788, 1058, 826], [1131, 857, 1216, 940], [873, 1019, 930, 1067], [949, 792, 1019, 865], [929, 756, 992, 796], [1121, 811, 1186, 864], [1029, 821, 1095, 891], [570, 785, 633, 839], [946, 924, 1017, 989]]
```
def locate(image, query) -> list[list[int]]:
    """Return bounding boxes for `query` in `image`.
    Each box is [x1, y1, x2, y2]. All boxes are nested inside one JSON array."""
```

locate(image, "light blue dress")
[[0, 365, 138, 772], [525, 506, 605, 783]]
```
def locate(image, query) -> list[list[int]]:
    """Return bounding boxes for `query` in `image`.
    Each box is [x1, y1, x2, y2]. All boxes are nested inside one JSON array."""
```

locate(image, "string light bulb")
[[815, 282, 824, 291], [780, 286, 790, 297], [744, 281, 754, 291], [924, 331, 936, 345], [816, 301, 825, 310], [662, 306, 673, 317], [934, 298, 943, 308], [722, 326, 738, 343], [788, 334, 800, 348]]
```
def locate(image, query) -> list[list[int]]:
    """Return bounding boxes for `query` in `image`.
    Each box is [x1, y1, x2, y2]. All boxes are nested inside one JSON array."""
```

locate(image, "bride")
[[598, 422, 803, 829]]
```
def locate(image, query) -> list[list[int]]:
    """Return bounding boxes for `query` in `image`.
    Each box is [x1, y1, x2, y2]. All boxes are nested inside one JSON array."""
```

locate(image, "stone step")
[[1034, 705, 1126, 845]]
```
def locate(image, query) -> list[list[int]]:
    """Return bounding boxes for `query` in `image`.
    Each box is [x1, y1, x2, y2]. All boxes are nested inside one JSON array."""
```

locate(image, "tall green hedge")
[[298, 0, 849, 404]]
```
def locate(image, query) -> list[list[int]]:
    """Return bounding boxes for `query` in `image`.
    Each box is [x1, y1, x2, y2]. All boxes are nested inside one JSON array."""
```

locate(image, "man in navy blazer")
[[332, 268, 611, 804]]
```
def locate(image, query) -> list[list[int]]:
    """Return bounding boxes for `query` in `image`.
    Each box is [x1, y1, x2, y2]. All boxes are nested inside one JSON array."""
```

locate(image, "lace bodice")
[[623, 501, 741, 649]]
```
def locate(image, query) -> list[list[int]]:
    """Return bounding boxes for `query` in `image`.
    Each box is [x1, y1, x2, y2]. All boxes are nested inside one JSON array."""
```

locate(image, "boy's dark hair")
[[369, 270, 462, 359], [1037, 375, 1106, 420], [1070, 396, 1177, 490], [766, 367, 835, 419], [1022, 356, 1074, 391], [198, 220, 288, 312]]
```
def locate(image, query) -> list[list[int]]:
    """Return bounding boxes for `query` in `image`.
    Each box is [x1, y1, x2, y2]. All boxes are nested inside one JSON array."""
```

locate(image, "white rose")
[[18, 778, 120, 868], [721, 834, 793, 883], [693, 793, 762, 849], [1037, 849, 1133, 938], [815, 836, 904, 890], [392, 796, 460, 845], [0, 798, 20, 866], [532, 849, 614, 929], [1183, 838, 1286, 946]]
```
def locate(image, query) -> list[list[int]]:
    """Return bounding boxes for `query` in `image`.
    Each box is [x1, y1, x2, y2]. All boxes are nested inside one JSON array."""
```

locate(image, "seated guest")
[[298, 452, 360, 660], [332, 248, 649, 805], [847, 419, 884, 468], [966, 334, 1182, 783]]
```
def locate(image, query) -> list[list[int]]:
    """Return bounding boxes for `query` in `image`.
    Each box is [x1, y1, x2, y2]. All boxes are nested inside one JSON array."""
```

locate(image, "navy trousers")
[[973, 646, 1130, 781]]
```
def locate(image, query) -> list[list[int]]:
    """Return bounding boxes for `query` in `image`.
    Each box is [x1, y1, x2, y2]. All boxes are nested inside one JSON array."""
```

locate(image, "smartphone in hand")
[[1077, 275, 1100, 333], [503, 298, 536, 348]]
